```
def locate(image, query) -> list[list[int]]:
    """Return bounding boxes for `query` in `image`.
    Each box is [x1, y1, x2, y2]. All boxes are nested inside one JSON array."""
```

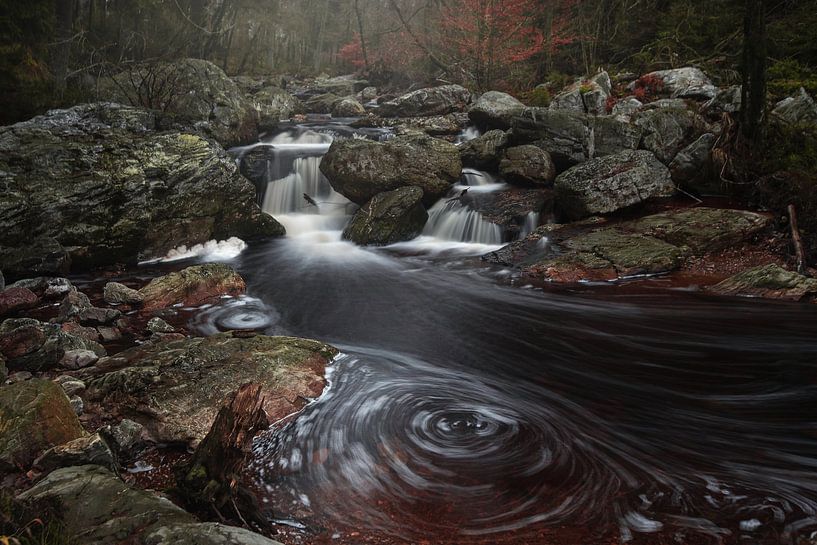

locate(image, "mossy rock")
[[86, 333, 338, 444], [0, 379, 85, 471], [342, 186, 428, 246], [710, 264, 817, 301], [139, 263, 246, 312]]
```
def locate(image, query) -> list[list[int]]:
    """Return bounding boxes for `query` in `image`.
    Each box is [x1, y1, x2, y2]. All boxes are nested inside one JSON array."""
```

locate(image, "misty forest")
[[2, 0, 817, 544]]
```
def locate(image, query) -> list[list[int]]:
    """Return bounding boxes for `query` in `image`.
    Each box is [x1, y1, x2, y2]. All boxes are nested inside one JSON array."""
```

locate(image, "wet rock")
[[97, 58, 258, 147], [0, 270, 3, 291], [0, 379, 85, 470], [60, 349, 99, 370], [379, 85, 471, 117], [703, 86, 742, 116], [320, 132, 461, 206], [69, 395, 84, 415], [633, 107, 703, 164], [669, 133, 719, 193], [34, 433, 117, 473], [0, 238, 71, 279], [332, 97, 366, 117], [554, 150, 675, 220], [343, 186, 428, 246], [771, 87, 817, 126], [0, 103, 283, 274], [86, 333, 338, 444], [10, 277, 73, 299], [250, 86, 302, 131], [0, 355, 6, 383], [485, 207, 771, 282], [57, 290, 121, 325], [97, 327, 122, 343], [459, 129, 510, 170], [139, 263, 246, 313], [508, 108, 642, 168], [6, 371, 31, 383], [351, 113, 468, 136], [710, 264, 817, 302], [467, 188, 553, 239], [56, 376, 87, 397], [103, 282, 144, 305], [146, 317, 175, 334], [468, 91, 525, 130], [631, 67, 717, 100], [61, 322, 100, 343], [499, 145, 556, 187], [0, 287, 39, 317], [360, 86, 378, 101], [102, 419, 147, 457], [17, 465, 285, 545], [0, 318, 105, 373]]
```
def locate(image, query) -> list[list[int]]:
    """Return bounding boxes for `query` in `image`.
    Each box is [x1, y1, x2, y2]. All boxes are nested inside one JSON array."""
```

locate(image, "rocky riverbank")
[[2, 58, 817, 545]]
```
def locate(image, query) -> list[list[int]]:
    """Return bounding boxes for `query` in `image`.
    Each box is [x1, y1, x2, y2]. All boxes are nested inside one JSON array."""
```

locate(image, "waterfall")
[[519, 212, 540, 239], [423, 199, 503, 245]]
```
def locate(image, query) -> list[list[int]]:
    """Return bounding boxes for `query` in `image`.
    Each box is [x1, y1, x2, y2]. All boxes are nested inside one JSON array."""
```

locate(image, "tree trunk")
[[354, 0, 370, 71], [54, 0, 76, 94], [175, 383, 273, 531], [740, 0, 767, 142]]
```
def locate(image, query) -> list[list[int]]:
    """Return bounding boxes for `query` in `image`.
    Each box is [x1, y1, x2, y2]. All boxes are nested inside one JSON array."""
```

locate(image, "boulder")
[[249, 86, 302, 131], [468, 91, 525, 129], [0, 103, 283, 275], [771, 87, 817, 126], [554, 150, 675, 220], [360, 86, 378, 101], [342, 186, 428, 245], [508, 108, 642, 168], [17, 465, 285, 545], [499, 145, 556, 187], [633, 107, 703, 164], [139, 263, 246, 312], [669, 133, 719, 194], [467, 188, 554, 239], [56, 290, 121, 325], [710, 264, 817, 302], [320, 132, 461, 206], [703, 86, 742, 116], [379, 85, 471, 117], [101, 418, 147, 457], [485, 207, 772, 282], [97, 58, 258, 147], [0, 379, 85, 470], [632, 67, 717, 100], [332, 97, 366, 117], [103, 282, 144, 305], [11, 277, 73, 299], [549, 71, 611, 116], [612, 97, 644, 118], [0, 318, 105, 373], [33, 433, 117, 473], [0, 287, 38, 317], [351, 113, 469, 136], [309, 74, 369, 96], [460, 129, 510, 170], [86, 333, 338, 444], [303, 92, 342, 114]]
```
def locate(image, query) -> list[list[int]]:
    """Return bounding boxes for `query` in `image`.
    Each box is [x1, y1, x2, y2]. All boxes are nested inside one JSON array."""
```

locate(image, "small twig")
[[676, 186, 703, 204], [788, 203, 808, 276]]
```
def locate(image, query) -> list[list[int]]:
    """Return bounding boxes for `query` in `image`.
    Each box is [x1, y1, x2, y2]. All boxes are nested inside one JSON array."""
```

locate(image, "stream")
[[187, 123, 817, 544]]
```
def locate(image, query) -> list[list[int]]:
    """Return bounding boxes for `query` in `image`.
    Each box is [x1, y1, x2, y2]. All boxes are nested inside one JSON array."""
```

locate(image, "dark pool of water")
[[189, 237, 817, 545]]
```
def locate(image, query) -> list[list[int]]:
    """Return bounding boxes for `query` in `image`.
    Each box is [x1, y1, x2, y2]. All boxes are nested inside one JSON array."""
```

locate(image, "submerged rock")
[[499, 145, 556, 187], [710, 264, 817, 301], [379, 85, 471, 117], [486, 207, 771, 282], [343, 187, 428, 245], [139, 263, 246, 312], [554, 150, 675, 220], [97, 58, 258, 147], [86, 333, 338, 444], [0, 379, 85, 470], [0, 103, 283, 275], [468, 91, 525, 130], [17, 465, 285, 545], [320, 132, 461, 206]]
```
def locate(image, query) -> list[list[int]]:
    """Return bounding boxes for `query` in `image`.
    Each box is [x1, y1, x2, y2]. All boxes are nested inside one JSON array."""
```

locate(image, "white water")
[[139, 237, 247, 264]]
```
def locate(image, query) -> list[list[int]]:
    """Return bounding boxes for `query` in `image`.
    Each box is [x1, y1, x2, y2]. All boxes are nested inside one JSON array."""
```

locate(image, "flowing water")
[[199, 124, 817, 544]]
